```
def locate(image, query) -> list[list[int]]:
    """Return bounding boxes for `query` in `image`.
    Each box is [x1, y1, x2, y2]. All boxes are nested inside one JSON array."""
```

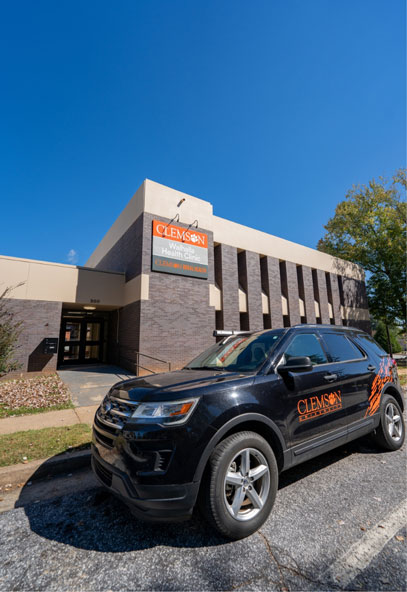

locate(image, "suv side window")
[[354, 333, 387, 357], [284, 333, 328, 365], [322, 333, 365, 362]]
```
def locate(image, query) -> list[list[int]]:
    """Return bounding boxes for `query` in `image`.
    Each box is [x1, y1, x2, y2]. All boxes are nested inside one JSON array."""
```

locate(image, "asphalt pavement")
[[0, 435, 406, 591]]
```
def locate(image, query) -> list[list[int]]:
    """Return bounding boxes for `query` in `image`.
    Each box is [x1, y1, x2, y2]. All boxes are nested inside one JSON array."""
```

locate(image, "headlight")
[[131, 398, 199, 425]]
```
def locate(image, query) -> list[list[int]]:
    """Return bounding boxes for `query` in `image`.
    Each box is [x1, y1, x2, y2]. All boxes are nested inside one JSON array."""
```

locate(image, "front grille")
[[94, 415, 117, 436], [97, 394, 138, 430], [94, 427, 114, 448], [94, 458, 113, 487]]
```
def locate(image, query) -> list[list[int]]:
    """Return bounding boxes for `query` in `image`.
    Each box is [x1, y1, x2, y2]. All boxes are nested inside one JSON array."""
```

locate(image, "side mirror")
[[278, 356, 313, 373]]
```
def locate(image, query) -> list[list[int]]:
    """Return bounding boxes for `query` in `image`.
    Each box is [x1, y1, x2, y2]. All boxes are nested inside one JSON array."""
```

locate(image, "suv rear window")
[[322, 333, 364, 362], [354, 333, 388, 357]]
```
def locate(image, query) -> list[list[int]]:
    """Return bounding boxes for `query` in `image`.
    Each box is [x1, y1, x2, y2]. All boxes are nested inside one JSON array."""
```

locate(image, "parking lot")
[[0, 432, 405, 591]]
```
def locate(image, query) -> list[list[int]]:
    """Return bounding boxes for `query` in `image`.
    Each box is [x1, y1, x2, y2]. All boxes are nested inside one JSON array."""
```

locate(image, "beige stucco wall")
[[85, 179, 364, 281], [86, 180, 213, 268], [212, 216, 364, 280], [0, 255, 125, 307]]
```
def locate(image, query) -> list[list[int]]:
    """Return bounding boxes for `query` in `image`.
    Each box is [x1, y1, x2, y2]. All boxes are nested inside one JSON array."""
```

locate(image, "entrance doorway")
[[59, 317, 105, 365]]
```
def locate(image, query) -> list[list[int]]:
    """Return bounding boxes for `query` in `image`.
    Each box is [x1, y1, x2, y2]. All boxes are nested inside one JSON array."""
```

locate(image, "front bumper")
[[91, 445, 200, 521]]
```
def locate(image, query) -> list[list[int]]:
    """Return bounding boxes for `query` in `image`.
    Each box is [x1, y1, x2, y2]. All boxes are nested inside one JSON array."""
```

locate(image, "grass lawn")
[[397, 367, 407, 388], [0, 373, 73, 418], [0, 401, 74, 419], [0, 424, 92, 467]]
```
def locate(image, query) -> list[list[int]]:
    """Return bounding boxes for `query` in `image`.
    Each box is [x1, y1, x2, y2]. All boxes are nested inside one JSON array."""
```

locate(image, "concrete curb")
[[0, 449, 91, 488]]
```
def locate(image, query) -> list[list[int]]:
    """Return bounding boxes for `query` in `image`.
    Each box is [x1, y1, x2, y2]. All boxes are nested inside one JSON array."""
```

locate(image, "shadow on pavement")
[[18, 435, 383, 554], [279, 435, 382, 489]]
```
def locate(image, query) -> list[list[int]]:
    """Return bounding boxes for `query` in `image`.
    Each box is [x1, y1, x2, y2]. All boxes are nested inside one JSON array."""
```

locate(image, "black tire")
[[200, 431, 278, 540], [371, 394, 405, 451]]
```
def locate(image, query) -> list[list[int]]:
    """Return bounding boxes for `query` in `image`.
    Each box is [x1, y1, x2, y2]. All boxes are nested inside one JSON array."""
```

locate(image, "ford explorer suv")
[[91, 325, 405, 539]]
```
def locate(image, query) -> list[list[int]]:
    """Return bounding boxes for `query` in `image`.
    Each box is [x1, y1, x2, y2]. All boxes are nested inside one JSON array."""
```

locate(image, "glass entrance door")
[[60, 318, 104, 365]]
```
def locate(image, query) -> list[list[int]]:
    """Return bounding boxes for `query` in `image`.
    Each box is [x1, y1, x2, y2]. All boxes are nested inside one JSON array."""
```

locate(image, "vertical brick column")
[[359, 280, 368, 309], [343, 277, 356, 308], [264, 256, 284, 328], [316, 269, 330, 323], [286, 262, 301, 326], [244, 251, 263, 331], [218, 243, 240, 330], [343, 277, 369, 309], [329, 273, 343, 325], [302, 266, 316, 324]]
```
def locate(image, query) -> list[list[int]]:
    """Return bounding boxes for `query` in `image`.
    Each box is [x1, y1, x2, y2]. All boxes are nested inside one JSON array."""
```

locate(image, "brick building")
[[0, 180, 370, 375]]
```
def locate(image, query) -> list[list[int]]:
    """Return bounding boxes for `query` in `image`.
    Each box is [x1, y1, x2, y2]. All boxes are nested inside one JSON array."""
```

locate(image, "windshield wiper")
[[185, 365, 228, 371]]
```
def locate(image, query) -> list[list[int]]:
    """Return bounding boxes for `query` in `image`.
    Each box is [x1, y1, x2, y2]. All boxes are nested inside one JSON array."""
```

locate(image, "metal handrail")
[[118, 346, 171, 376]]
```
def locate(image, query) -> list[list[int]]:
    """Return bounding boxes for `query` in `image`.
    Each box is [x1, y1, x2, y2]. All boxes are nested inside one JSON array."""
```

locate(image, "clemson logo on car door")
[[297, 391, 342, 422]]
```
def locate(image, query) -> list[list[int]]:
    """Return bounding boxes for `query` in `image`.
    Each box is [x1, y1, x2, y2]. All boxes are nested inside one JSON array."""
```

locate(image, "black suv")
[[91, 325, 405, 539]]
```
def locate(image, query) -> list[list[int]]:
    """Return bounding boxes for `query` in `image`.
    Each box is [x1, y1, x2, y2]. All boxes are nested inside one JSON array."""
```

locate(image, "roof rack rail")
[[213, 330, 252, 337]]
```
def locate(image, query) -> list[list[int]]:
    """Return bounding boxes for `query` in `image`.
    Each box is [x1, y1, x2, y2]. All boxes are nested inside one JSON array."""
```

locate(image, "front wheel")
[[200, 431, 278, 539], [371, 394, 405, 451]]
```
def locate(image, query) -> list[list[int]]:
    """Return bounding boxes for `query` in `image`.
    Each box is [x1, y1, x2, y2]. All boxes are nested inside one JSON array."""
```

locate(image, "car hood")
[[110, 369, 252, 402]]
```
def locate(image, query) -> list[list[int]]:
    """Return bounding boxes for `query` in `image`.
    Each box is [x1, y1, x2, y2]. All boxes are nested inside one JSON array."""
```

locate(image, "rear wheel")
[[200, 431, 278, 539], [371, 394, 405, 451]]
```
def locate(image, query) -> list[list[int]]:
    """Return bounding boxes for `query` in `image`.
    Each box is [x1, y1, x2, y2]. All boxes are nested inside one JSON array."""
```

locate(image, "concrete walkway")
[[0, 405, 98, 436], [57, 364, 135, 407]]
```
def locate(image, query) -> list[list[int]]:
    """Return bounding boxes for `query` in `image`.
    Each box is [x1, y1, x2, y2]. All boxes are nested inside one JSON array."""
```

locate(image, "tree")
[[317, 169, 406, 353], [372, 320, 401, 354], [0, 286, 23, 376]]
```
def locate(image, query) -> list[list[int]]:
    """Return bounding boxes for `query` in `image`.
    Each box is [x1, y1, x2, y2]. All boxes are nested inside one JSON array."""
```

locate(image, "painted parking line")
[[325, 499, 407, 588]]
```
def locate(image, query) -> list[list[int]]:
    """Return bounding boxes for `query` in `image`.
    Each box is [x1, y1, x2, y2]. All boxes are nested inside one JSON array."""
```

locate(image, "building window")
[[240, 312, 249, 331]]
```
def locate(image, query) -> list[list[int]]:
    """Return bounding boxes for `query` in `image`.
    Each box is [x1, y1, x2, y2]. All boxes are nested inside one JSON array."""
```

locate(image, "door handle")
[[324, 373, 337, 382], [367, 365, 376, 372]]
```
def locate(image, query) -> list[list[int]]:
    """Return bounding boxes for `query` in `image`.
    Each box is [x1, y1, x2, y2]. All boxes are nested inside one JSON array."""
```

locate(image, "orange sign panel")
[[152, 220, 208, 249], [151, 219, 208, 279]]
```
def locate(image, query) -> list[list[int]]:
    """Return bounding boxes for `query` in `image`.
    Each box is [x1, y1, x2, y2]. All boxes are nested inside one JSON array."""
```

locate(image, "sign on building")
[[152, 220, 208, 279]]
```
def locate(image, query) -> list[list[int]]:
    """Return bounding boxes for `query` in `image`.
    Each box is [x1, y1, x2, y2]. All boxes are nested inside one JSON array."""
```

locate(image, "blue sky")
[[0, 1, 405, 266]]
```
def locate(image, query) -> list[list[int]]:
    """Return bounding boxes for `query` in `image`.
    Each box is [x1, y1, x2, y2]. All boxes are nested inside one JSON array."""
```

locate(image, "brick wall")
[[263, 256, 284, 328], [95, 215, 144, 281], [3, 298, 62, 372], [215, 243, 240, 330], [286, 261, 301, 326], [241, 251, 263, 331], [315, 269, 331, 323], [302, 266, 317, 324], [92, 207, 371, 373], [342, 276, 370, 333], [141, 216, 215, 370], [342, 277, 368, 308], [329, 273, 343, 325]]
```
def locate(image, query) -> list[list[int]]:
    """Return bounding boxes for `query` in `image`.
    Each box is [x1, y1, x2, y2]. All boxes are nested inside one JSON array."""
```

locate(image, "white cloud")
[[67, 249, 78, 264]]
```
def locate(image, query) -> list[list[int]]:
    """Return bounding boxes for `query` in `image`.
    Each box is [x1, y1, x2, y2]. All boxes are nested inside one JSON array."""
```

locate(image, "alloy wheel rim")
[[223, 447, 270, 522], [385, 402, 403, 442]]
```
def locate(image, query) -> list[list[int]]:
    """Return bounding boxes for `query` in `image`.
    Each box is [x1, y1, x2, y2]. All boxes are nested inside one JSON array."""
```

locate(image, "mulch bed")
[[0, 374, 71, 413]]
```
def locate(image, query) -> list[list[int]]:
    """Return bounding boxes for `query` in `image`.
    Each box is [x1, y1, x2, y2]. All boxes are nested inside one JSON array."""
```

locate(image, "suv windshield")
[[185, 330, 285, 372]]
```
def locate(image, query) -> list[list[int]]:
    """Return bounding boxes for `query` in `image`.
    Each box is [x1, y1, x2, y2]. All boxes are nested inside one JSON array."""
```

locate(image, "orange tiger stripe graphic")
[[365, 357, 392, 417]]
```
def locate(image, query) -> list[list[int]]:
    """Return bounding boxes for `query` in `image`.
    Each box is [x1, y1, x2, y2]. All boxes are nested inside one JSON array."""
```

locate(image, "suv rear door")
[[318, 330, 371, 434]]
